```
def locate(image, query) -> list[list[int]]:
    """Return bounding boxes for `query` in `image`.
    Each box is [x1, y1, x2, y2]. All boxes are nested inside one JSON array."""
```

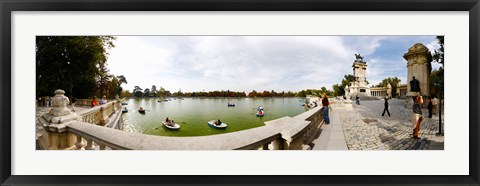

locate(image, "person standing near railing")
[[321, 93, 330, 124], [100, 95, 107, 105], [91, 96, 98, 107]]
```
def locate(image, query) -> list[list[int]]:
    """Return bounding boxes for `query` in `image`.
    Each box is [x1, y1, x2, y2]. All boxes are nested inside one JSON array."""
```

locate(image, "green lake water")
[[121, 97, 307, 136]]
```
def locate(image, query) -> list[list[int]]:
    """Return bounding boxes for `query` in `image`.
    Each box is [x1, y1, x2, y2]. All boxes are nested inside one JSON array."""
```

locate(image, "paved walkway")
[[311, 110, 348, 150], [313, 99, 444, 150]]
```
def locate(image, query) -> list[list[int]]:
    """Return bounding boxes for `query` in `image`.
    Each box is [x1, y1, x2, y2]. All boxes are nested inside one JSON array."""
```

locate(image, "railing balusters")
[[85, 138, 94, 150], [75, 135, 84, 150]]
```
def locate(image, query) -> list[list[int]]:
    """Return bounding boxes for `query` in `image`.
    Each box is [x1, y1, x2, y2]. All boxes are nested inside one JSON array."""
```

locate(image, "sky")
[[107, 36, 441, 93]]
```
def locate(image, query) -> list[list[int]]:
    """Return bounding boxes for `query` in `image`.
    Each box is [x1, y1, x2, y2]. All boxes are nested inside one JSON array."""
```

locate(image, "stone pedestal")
[[403, 43, 432, 108], [405, 92, 420, 109], [344, 85, 350, 99], [38, 89, 81, 150]]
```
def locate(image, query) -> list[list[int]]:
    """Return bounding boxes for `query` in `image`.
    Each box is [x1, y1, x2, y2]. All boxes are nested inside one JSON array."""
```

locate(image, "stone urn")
[[38, 89, 80, 150]]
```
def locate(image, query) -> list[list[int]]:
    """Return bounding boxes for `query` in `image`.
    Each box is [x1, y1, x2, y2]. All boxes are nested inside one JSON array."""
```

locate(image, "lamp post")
[[434, 83, 443, 136]]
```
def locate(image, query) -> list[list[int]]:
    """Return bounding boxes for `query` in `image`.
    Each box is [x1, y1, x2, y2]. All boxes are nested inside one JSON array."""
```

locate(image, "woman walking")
[[412, 96, 423, 139]]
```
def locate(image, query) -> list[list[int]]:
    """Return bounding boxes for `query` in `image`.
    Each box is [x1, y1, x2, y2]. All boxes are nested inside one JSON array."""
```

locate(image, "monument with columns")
[[403, 43, 432, 108], [348, 53, 371, 98]]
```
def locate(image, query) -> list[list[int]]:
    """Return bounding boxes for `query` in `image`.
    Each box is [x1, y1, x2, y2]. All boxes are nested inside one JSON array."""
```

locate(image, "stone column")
[[403, 43, 432, 108], [38, 89, 81, 150]]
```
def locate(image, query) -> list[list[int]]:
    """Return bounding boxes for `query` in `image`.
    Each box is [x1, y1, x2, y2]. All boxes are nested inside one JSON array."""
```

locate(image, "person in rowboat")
[[217, 119, 222, 126]]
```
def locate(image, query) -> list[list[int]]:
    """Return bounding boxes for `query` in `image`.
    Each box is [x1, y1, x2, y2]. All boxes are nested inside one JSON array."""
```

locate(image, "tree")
[[433, 36, 444, 67], [332, 84, 342, 96], [431, 36, 444, 97], [97, 61, 113, 97], [133, 86, 143, 97], [108, 76, 119, 98], [376, 77, 401, 97], [335, 74, 355, 96], [120, 90, 132, 97], [115, 75, 128, 97], [320, 87, 328, 94], [156, 86, 168, 98], [248, 90, 257, 97], [150, 85, 157, 97], [36, 36, 116, 98], [430, 67, 444, 96], [144, 88, 151, 97]]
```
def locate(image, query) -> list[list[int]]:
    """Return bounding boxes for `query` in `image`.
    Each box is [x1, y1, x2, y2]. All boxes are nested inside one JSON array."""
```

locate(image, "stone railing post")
[[75, 135, 84, 150], [271, 138, 287, 150], [84, 138, 94, 150], [100, 106, 107, 125], [37, 89, 81, 150], [113, 101, 118, 112]]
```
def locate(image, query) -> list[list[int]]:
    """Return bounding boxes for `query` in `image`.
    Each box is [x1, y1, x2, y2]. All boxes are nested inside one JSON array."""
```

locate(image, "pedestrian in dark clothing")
[[382, 97, 390, 117], [356, 95, 360, 105], [427, 98, 433, 118]]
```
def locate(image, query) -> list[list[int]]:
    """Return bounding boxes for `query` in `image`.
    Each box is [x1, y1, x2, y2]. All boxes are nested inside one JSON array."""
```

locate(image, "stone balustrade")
[[77, 100, 122, 126], [39, 90, 334, 150], [66, 106, 327, 150]]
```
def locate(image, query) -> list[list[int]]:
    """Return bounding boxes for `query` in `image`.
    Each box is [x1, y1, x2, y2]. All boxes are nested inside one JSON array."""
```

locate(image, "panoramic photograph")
[[35, 36, 444, 150]]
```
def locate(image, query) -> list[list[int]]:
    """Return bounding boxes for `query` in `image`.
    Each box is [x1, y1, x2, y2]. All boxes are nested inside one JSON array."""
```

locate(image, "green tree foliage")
[[150, 85, 157, 97], [334, 74, 355, 96], [143, 88, 151, 97], [376, 77, 401, 97], [115, 75, 128, 97], [320, 87, 327, 94], [120, 90, 133, 98], [433, 36, 444, 67], [157, 86, 166, 97], [430, 67, 444, 96], [133, 86, 143, 97], [332, 84, 342, 96], [431, 36, 444, 97], [36, 36, 116, 98], [97, 62, 113, 97]]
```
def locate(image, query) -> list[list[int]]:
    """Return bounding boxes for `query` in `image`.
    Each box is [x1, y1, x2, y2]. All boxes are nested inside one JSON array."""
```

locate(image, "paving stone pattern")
[[340, 99, 444, 150]]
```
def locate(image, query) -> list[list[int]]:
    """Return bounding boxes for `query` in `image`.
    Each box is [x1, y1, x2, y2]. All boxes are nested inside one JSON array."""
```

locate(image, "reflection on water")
[[121, 97, 306, 137]]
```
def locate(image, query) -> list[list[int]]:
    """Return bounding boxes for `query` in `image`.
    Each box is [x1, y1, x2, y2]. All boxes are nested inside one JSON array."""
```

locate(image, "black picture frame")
[[1, 0, 479, 185]]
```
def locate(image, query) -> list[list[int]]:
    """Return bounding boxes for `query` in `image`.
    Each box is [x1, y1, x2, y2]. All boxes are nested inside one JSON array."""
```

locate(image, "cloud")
[[107, 36, 438, 93]]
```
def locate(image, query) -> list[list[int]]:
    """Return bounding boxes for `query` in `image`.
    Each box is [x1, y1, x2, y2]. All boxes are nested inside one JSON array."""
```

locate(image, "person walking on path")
[[427, 98, 433, 118], [321, 93, 330, 124], [382, 97, 390, 117], [412, 96, 424, 139], [355, 95, 360, 105], [71, 96, 76, 112]]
